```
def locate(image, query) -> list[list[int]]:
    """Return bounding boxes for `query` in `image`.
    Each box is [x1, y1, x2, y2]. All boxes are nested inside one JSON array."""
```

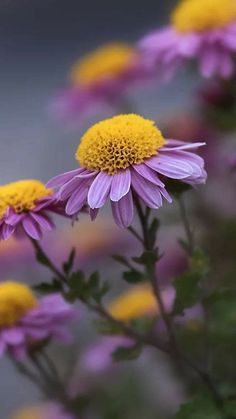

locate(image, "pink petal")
[[30, 212, 55, 231], [110, 169, 131, 202], [131, 171, 163, 209], [47, 168, 83, 188], [111, 190, 134, 228], [22, 216, 42, 240], [88, 172, 112, 209]]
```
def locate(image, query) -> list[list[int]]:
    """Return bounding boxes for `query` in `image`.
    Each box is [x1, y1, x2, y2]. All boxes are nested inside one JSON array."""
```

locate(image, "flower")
[[0, 281, 76, 359], [0, 179, 65, 241], [108, 284, 157, 321], [139, 0, 236, 80], [48, 114, 206, 228], [11, 403, 74, 419], [52, 43, 151, 121]]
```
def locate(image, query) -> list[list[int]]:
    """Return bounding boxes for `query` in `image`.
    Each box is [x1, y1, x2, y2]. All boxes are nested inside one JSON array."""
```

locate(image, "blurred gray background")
[[0, 0, 197, 416]]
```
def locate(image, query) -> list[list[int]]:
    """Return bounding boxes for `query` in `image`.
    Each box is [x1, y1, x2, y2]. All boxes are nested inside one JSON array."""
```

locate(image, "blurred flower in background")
[[139, 0, 236, 80], [0, 282, 76, 359], [51, 42, 152, 122], [0, 180, 66, 241], [10, 403, 74, 419]]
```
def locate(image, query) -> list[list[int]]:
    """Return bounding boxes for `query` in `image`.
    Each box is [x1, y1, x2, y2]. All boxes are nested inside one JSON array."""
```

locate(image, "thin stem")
[[127, 226, 144, 244], [29, 238, 66, 283], [178, 196, 195, 255]]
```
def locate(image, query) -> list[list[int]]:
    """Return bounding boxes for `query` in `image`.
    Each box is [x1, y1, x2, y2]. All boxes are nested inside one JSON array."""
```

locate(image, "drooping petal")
[[110, 169, 131, 202], [131, 170, 163, 209], [1, 328, 24, 345], [146, 154, 193, 179], [30, 212, 55, 231], [47, 168, 83, 188], [132, 164, 164, 187], [88, 172, 112, 209], [66, 180, 89, 215], [22, 216, 42, 240], [1, 223, 15, 240], [111, 190, 134, 228]]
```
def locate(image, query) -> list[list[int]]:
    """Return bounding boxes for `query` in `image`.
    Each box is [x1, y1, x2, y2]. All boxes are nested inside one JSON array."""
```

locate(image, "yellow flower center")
[[0, 281, 38, 328], [108, 284, 158, 321], [76, 114, 165, 175], [171, 0, 236, 33], [70, 42, 136, 86], [0, 180, 52, 218]]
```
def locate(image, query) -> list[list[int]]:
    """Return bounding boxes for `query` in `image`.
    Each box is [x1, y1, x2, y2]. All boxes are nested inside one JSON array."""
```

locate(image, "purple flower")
[[0, 179, 66, 241], [139, 0, 236, 80], [48, 114, 206, 228], [51, 42, 152, 121], [0, 281, 77, 359]]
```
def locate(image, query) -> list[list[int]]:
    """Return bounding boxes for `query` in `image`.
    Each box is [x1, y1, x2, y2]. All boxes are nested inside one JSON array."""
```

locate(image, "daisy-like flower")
[[48, 114, 206, 228], [0, 179, 65, 241], [52, 42, 151, 121], [139, 0, 236, 80], [11, 403, 74, 419], [0, 281, 76, 359]]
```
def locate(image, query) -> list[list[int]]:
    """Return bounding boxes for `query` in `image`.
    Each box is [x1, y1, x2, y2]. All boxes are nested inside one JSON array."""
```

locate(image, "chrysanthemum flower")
[[48, 114, 206, 228], [0, 281, 76, 359], [0, 179, 65, 241], [11, 403, 74, 419], [52, 43, 151, 121], [139, 0, 236, 79]]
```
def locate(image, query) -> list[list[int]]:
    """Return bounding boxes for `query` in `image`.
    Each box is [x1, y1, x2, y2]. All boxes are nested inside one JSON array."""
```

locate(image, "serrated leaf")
[[63, 248, 76, 274], [112, 254, 131, 268], [112, 344, 143, 362], [34, 280, 63, 295], [132, 250, 158, 268], [123, 270, 145, 283], [175, 395, 221, 419]]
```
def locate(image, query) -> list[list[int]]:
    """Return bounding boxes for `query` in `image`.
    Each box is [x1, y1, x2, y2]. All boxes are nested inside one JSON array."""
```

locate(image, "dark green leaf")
[[112, 344, 143, 362], [112, 254, 131, 268], [175, 395, 221, 419], [34, 280, 63, 295], [63, 248, 76, 274], [123, 270, 145, 283], [173, 272, 202, 315], [148, 218, 160, 248], [132, 250, 158, 268]]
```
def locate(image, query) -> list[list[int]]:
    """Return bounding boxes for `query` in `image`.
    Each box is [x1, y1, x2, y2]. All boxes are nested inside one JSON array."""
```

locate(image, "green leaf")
[[175, 395, 221, 419], [63, 248, 76, 274], [132, 250, 158, 268], [148, 218, 160, 248], [123, 270, 145, 283], [112, 254, 131, 268], [112, 344, 143, 362], [34, 280, 63, 295], [173, 248, 209, 315]]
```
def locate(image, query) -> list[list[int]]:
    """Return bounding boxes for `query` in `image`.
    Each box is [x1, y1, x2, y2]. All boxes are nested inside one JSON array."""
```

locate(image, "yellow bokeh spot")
[[0, 281, 38, 327], [171, 0, 236, 33], [0, 180, 52, 218], [77, 114, 165, 175], [10, 406, 44, 419], [70, 42, 136, 86], [108, 284, 158, 321]]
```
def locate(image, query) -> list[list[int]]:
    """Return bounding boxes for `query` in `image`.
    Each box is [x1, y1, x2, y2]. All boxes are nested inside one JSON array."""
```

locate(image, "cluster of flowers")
[[52, 0, 236, 121]]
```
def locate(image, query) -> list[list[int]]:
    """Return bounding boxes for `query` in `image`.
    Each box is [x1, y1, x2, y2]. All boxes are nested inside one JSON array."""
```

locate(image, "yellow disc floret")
[[76, 114, 165, 175], [0, 281, 38, 328], [108, 284, 158, 321], [0, 179, 52, 218], [70, 42, 136, 86], [171, 0, 236, 33]]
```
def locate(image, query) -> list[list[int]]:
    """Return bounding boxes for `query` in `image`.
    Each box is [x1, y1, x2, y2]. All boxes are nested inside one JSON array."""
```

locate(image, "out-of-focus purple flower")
[[0, 282, 77, 359], [10, 402, 75, 419], [139, 0, 236, 80], [0, 179, 66, 241], [47, 114, 206, 229], [51, 42, 152, 121]]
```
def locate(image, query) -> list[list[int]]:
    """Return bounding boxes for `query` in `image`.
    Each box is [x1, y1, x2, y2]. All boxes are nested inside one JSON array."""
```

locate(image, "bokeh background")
[[0, 0, 212, 417]]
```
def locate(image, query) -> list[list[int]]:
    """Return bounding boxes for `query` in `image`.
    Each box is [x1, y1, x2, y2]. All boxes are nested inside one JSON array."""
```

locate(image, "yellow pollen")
[[108, 284, 158, 321], [0, 179, 52, 218], [171, 0, 236, 33], [76, 114, 165, 175], [70, 42, 136, 86], [0, 281, 38, 328]]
